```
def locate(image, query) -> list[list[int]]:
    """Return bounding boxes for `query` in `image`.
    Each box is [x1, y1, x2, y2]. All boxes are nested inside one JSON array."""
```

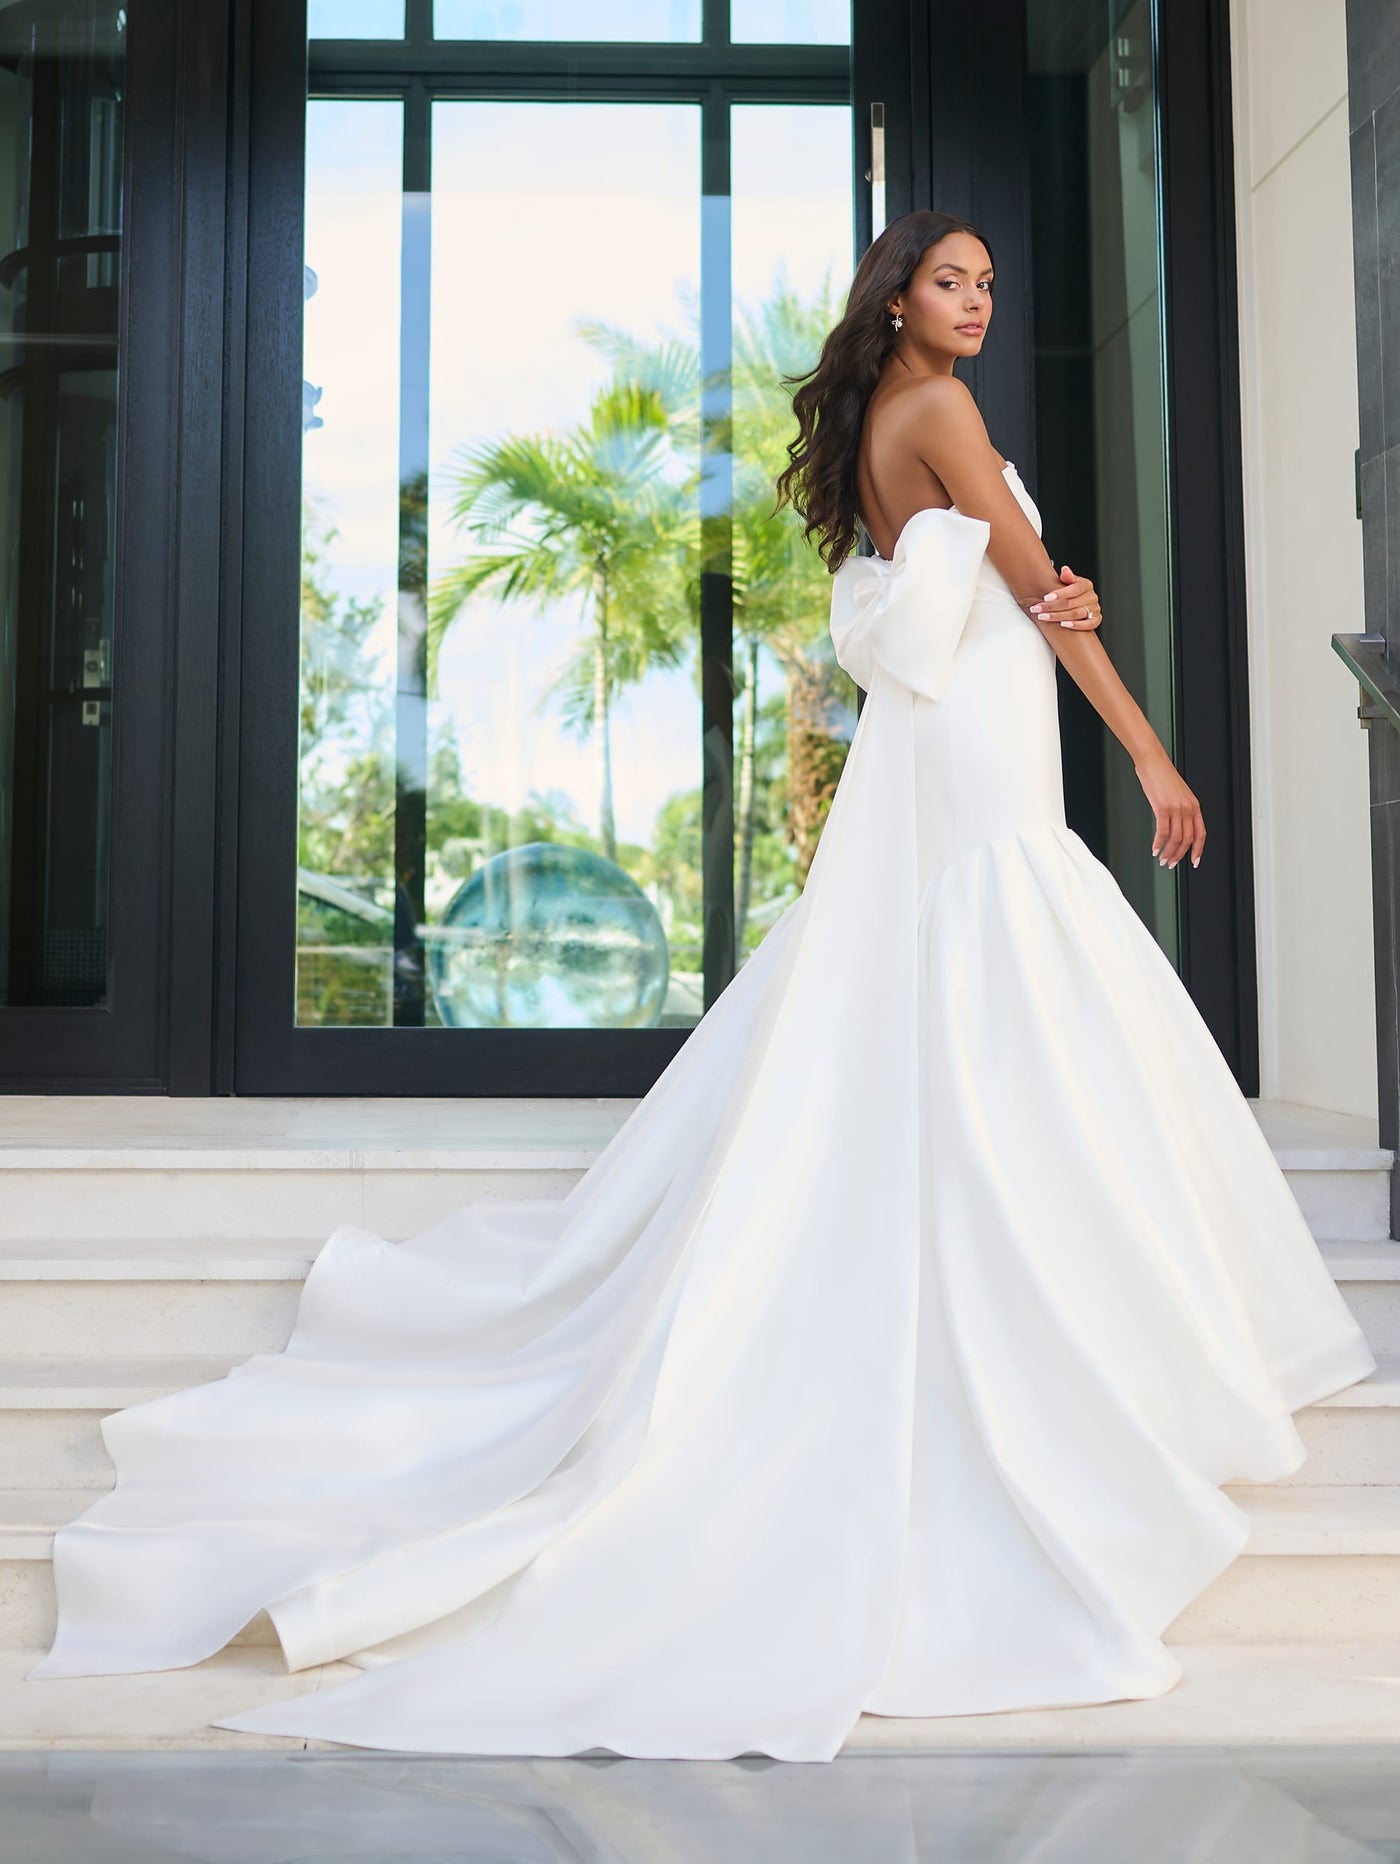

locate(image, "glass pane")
[[0, 3, 124, 1010], [729, 104, 854, 956], [427, 102, 701, 1029], [731, 0, 849, 45], [433, 2, 701, 40], [308, 0, 405, 35], [294, 78, 855, 1035], [297, 100, 403, 1028], [1026, 0, 1176, 959]]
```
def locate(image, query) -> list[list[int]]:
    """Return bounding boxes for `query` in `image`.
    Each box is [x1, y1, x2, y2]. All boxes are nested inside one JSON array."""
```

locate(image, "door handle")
[[865, 101, 886, 240]]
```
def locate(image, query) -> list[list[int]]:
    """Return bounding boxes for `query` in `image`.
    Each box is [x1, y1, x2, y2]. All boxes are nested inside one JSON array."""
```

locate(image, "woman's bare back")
[[854, 375, 1007, 559]]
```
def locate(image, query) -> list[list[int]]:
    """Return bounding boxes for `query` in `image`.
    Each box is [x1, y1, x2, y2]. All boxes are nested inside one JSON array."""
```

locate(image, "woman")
[[29, 211, 1376, 1761], [791, 209, 1203, 876]]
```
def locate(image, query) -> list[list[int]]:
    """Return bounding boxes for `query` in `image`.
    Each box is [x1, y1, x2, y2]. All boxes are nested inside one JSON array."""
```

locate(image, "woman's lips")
[[956, 323, 983, 333]]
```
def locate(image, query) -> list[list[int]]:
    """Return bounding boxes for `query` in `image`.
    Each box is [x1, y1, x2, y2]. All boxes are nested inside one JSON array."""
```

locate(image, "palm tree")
[[729, 266, 849, 925], [429, 370, 699, 863], [581, 286, 849, 939]]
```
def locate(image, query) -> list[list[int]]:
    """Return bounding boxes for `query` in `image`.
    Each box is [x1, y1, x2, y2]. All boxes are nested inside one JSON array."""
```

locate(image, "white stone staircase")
[[1, 1093, 1397, 1750]]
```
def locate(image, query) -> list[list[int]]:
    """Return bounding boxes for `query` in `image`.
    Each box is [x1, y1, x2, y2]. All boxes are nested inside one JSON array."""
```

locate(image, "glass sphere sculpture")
[[427, 840, 671, 1029]]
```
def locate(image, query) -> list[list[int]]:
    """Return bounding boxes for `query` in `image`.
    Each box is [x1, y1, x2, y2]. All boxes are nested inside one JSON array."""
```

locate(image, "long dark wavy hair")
[[773, 209, 995, 573]]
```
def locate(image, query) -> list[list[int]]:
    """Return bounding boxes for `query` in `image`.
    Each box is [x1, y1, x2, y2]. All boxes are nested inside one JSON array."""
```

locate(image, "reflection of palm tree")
[[585, 288, 846, 936], [730, 270, 844, 926], [430, 373, 698, 863]]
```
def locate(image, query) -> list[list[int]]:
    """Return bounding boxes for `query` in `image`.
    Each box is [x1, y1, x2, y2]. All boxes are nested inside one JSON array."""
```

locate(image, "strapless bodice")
[[830, 462, 1041, 700], [870, 461, 1040, 559]]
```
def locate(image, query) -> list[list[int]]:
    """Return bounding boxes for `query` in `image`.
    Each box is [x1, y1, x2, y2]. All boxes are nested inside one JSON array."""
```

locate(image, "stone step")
[[3, 1485, 1398, 1652], [1253, 1100, 1393, 1243], [1, 1348, 1394, 1493], [0, 1347, 1391, 1498], [0, 1356, 242, 1488], [0, 1167, 589, 1249], [1170, 1484, 1400, 1644], [0, 1487, 282, 1649], [0, 1232, 1394, 1362], [0, 1644, 351, 1749], [1273, 1352, 1400, 1485], [0, 1097, 627, 1244], [0, 1240, 316, 1357], [2, 1640, 1397, 1751], [846, 1641, 1400, 1750], [1318, 1239, 1400, 1352], [0, 1097, 1385, 1245], [1270, 1149, 1391, 1243]]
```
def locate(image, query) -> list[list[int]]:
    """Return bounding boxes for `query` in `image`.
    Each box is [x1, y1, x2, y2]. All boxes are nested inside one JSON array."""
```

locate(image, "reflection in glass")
[[0, 2, 123, 1009], [428, 102, 702, 1026], [296, 101, 402, 1027], [433, 1, 701, 40], [429, 841, 670, 1028], [296, 50, 853, 1030], [729, 104, 854, 956], [731, 0, 850, 44], [1026, 0, 1176, 959], [308, 0, 405, 36]]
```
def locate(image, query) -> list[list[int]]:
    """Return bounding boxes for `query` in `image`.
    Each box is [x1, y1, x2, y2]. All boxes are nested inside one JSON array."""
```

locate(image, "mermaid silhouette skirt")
[[27, 465, 1376, 1760]]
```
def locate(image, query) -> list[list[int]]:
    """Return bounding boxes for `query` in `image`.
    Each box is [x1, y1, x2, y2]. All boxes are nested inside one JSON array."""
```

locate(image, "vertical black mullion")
[[168, 0, 235, 1091], [405, 0, 433, 53], [1157, 0, 1257, 1087], [213, 0, 254, 1093], [393, 73, 431, 1026], [234, 0, 308, 1085], [699, 83, 735, 1004], [5, 49, 59, 1005]]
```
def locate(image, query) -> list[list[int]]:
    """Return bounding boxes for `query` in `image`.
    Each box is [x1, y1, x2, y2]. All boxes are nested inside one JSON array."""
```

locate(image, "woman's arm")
[[912, 376, 1205, 869], [907, 376, 1074, 616]]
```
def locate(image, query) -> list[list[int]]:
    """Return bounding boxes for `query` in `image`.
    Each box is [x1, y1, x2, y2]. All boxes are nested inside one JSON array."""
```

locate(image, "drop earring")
[[890, 312, 903, 330]]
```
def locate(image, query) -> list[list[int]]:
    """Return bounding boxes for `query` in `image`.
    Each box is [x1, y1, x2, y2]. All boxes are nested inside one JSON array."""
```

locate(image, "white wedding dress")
[[29, 463, 1376, 1760]]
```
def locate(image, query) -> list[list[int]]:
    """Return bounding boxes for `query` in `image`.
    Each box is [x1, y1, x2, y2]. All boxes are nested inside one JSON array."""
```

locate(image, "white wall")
[[1229, 0, 1377, 1119]]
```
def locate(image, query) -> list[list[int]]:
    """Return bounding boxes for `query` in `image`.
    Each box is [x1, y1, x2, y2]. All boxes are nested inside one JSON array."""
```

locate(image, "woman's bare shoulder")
[[893, 375, 1003, 468]]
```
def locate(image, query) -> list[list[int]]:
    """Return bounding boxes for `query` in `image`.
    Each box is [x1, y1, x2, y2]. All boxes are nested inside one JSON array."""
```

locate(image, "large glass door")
[[236, 0, 857, 1090], [0, 0, 181, 1088]]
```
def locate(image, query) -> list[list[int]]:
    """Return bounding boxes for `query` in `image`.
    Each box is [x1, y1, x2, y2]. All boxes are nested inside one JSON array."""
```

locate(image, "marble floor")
[[3, 1745, 1400, 1861]]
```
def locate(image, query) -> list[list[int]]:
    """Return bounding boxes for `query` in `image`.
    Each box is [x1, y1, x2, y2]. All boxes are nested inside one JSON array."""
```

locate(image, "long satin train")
[[28, 471, 1376, 1759]]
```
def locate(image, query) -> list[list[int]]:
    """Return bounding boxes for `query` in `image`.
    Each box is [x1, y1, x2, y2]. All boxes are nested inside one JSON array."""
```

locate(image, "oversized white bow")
[[828, 506, 992, 700]]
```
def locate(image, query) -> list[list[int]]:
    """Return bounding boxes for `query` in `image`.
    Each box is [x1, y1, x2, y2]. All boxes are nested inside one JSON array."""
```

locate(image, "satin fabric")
[[29, 465, 1376, 1759]]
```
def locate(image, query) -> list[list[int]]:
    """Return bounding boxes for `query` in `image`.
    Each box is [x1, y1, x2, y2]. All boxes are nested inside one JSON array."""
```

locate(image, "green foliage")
[[298, 273, 853, 1022], [297, 502, 395, 889]]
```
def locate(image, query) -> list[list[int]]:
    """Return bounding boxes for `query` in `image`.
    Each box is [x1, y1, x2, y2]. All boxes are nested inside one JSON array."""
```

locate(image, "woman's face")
[[887, 232, 994, 361]]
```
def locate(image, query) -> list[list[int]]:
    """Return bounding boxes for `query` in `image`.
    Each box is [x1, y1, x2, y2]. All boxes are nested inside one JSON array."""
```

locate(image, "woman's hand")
[[1030, 564, 1102, 631], [1133, 746, 1206, 870]]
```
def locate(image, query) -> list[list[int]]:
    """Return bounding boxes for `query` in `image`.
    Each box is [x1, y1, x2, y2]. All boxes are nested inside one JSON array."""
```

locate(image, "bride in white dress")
[[28, 210, 1376, 1760]]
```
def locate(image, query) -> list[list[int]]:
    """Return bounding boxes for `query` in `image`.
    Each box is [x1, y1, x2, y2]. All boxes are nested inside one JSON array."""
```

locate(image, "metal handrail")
[[1333, 631, 1400, 733]]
